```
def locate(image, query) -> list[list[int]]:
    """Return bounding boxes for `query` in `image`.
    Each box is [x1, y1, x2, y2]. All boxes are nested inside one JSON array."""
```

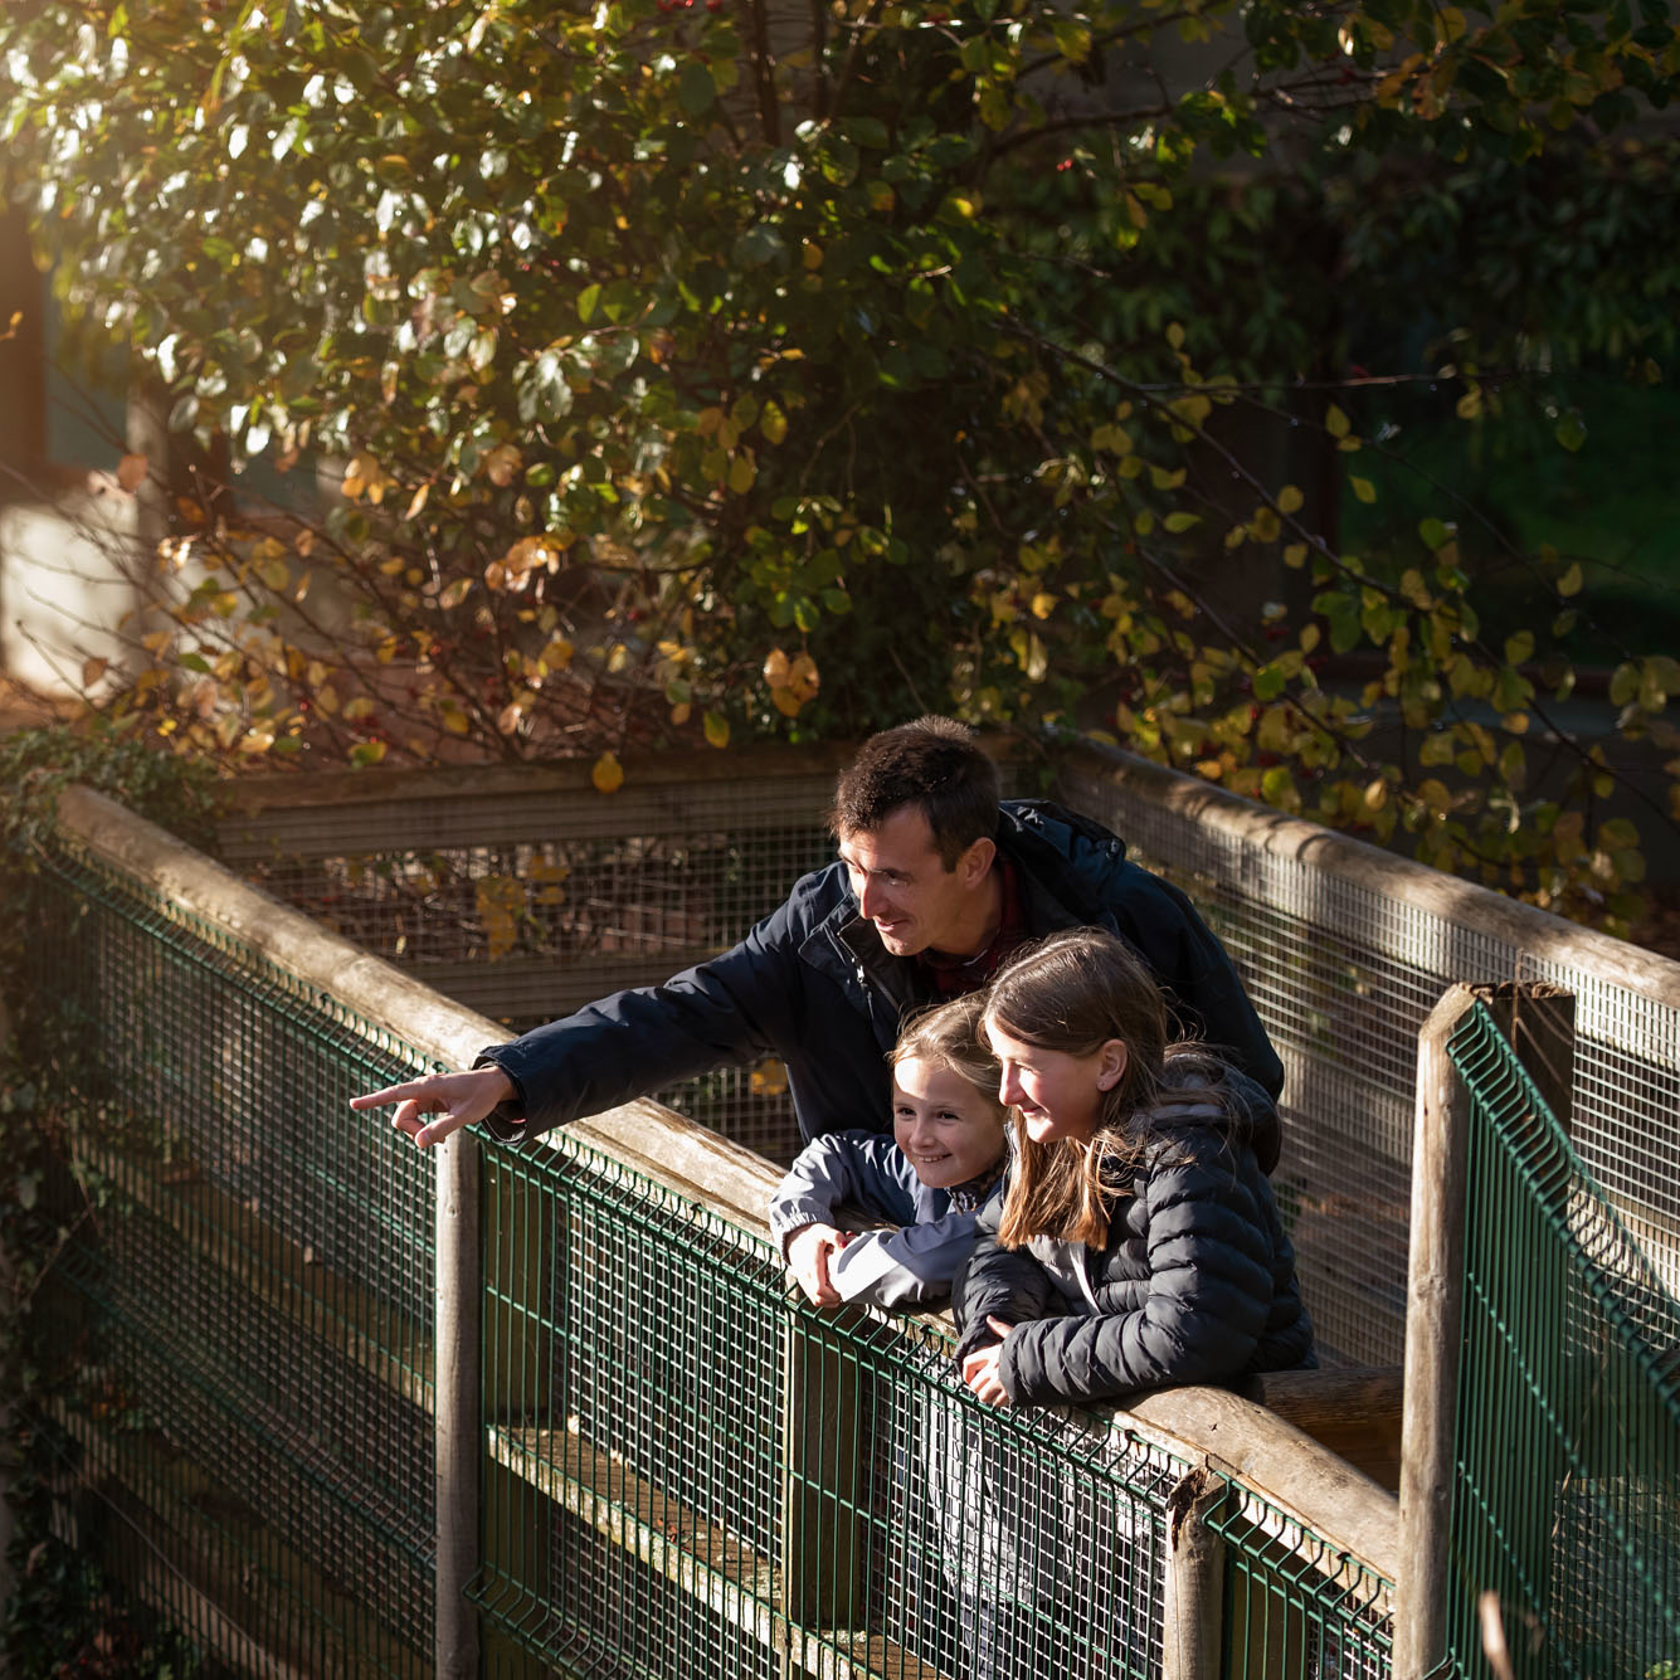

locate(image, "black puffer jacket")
[[953, 1061, 1315, 1407], [478, 800, 1282, 1148]]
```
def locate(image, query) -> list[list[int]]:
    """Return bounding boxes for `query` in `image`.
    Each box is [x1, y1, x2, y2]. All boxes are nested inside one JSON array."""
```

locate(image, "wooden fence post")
[[436, 1128, 482, 1680], [1161, 1465, 1225, 1680], [1394, 981, 1575, 1680], [779, 1308, 870, 1651]]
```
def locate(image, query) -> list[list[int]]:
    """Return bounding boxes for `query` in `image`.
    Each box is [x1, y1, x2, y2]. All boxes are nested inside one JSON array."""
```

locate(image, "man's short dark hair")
[[831, 717, 1000, 869]]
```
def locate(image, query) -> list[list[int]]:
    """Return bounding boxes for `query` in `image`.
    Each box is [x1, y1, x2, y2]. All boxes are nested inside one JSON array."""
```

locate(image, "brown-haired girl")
[[955, 927, 1314, 1408]]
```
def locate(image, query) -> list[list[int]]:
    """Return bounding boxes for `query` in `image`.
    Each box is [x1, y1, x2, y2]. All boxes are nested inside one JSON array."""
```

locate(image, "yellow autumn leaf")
[[475, 876, 523, 961], [760, 401, 788, 446], [591, 751, 624, 794], [703, 710, 730, 749], [1351, 476, 1377, 504], [1276, 484, 1304, 514], [486, 444, 523, 488], [728, 452, 756, 494], [1325, 406, 1350, 439], [786, 654, 819, 702], [750, 1059, 789, 1098], [1030, 592, 1058, 620]]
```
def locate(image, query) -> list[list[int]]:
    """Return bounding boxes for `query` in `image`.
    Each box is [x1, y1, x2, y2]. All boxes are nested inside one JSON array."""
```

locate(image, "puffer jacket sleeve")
[[828, 1216, 981, 1309], [475, 874, 826, 1142], [952, 1191, 1059, 1364], [996, 1135, 1277, 1406], [768, 1132, 923, 1254]]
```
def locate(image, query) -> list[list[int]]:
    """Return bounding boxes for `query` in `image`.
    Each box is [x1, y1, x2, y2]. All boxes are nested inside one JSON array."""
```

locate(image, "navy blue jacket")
[[953, 1062, 1315, 1407], [477, 800, 1282, 1147]]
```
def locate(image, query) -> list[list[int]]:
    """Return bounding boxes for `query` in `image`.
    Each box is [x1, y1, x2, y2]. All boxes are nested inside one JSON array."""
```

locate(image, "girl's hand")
[[959, 1316, 1015, 1406], [786, 1223, 850, 1307]]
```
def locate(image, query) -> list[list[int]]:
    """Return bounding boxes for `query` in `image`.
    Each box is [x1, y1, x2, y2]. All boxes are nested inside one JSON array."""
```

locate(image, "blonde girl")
[[770, 992, 1009, 1310]]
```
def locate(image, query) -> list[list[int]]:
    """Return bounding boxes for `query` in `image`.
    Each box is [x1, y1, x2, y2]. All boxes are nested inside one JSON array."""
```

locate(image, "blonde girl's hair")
[[983, 927, 1217, 1250], [890, 992, 1008, 1127]]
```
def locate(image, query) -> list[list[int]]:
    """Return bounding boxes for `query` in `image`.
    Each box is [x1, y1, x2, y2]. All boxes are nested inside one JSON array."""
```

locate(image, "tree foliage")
[[3, 0, 1679, 930]]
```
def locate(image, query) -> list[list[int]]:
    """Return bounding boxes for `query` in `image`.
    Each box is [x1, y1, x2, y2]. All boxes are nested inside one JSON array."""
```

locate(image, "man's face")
[[837, 806, 985, 957]]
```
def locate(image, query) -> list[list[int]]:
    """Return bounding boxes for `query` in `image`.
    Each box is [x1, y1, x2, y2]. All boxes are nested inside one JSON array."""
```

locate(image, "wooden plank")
[[1242, 1366, 1404, 1493], [75, 1141, 434, 1411], [52, 1400, 427, 1680], [487, 1425, 951, 1680]]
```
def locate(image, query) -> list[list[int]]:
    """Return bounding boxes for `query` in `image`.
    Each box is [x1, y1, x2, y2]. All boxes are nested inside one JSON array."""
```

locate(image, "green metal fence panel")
[[31, 835, 444, 1676], [1059, 748, 1680, 1376], [29, 791, 1409, 1680], [1444, 1003, 1680, 1679], [470, 1124, 1396, 1680]]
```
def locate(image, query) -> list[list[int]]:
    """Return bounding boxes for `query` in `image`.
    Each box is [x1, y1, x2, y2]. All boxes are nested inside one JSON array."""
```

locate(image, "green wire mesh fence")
[[1443, 1002, 1680, 1680], [28, 833, 442, 1677], [24, 791, 1402, 1680], [222, 743, 1680, 1379], [470, 1124, 1395, 1680]]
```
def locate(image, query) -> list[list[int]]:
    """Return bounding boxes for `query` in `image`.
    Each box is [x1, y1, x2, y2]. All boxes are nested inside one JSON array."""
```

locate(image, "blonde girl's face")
[[983, 1019, 1128, 1146], [891, 1056, 1009, 1189]]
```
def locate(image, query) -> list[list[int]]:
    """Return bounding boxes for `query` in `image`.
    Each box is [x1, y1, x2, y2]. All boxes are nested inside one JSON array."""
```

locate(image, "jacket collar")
[[796, 799, 1122, 1006]]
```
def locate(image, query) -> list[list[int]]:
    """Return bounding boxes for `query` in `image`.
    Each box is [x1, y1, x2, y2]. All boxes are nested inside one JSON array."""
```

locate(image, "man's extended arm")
[[355, 874, 829, 1148]]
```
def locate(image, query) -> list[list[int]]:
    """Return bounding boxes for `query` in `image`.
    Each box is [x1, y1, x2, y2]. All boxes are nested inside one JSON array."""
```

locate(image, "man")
[[353, 717, 1281, 1151]]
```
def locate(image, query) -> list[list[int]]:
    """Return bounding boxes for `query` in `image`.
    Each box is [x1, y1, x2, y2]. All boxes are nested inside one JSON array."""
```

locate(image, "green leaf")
[[577, 284, 601, 324], [678, 63, 716, 118], [1162, 511, 1201, 533], [1554, 409, 1587, 452]]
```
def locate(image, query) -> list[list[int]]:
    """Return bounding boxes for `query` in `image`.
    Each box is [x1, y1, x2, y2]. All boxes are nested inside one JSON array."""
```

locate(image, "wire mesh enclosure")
[[27, 779, 1407, 1680], [221, 742, 1680, 1373], [29, 837, 442, 1677], [1443, 1004, 1680, 1680], [221, 758, 865, 1163], [1057, 748, 1680, 1370], [469, 1124, 1387, 1680]]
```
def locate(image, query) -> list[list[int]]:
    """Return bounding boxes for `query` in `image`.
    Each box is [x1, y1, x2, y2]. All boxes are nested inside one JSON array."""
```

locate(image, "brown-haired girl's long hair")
[[890, 992, 1007, 1126], [984, 927, 1219, 1249]]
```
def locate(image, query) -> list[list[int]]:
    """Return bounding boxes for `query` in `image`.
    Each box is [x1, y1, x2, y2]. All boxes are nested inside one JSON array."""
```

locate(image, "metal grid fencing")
[[29, 833, 442, 1678], [1057, 746, 1680, 1370], [1442, 1003, 1680, 1680], [471, 1123, 1394, 1680], [220, 763, 871, 1163]]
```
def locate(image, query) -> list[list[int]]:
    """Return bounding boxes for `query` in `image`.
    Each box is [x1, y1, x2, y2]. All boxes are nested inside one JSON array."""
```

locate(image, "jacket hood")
[[1145, 1055, 1283, 1175]]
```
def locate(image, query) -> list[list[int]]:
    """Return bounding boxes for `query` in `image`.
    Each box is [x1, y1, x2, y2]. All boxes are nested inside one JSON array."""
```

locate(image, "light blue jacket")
[[769, 1130, 1003, 1310]]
